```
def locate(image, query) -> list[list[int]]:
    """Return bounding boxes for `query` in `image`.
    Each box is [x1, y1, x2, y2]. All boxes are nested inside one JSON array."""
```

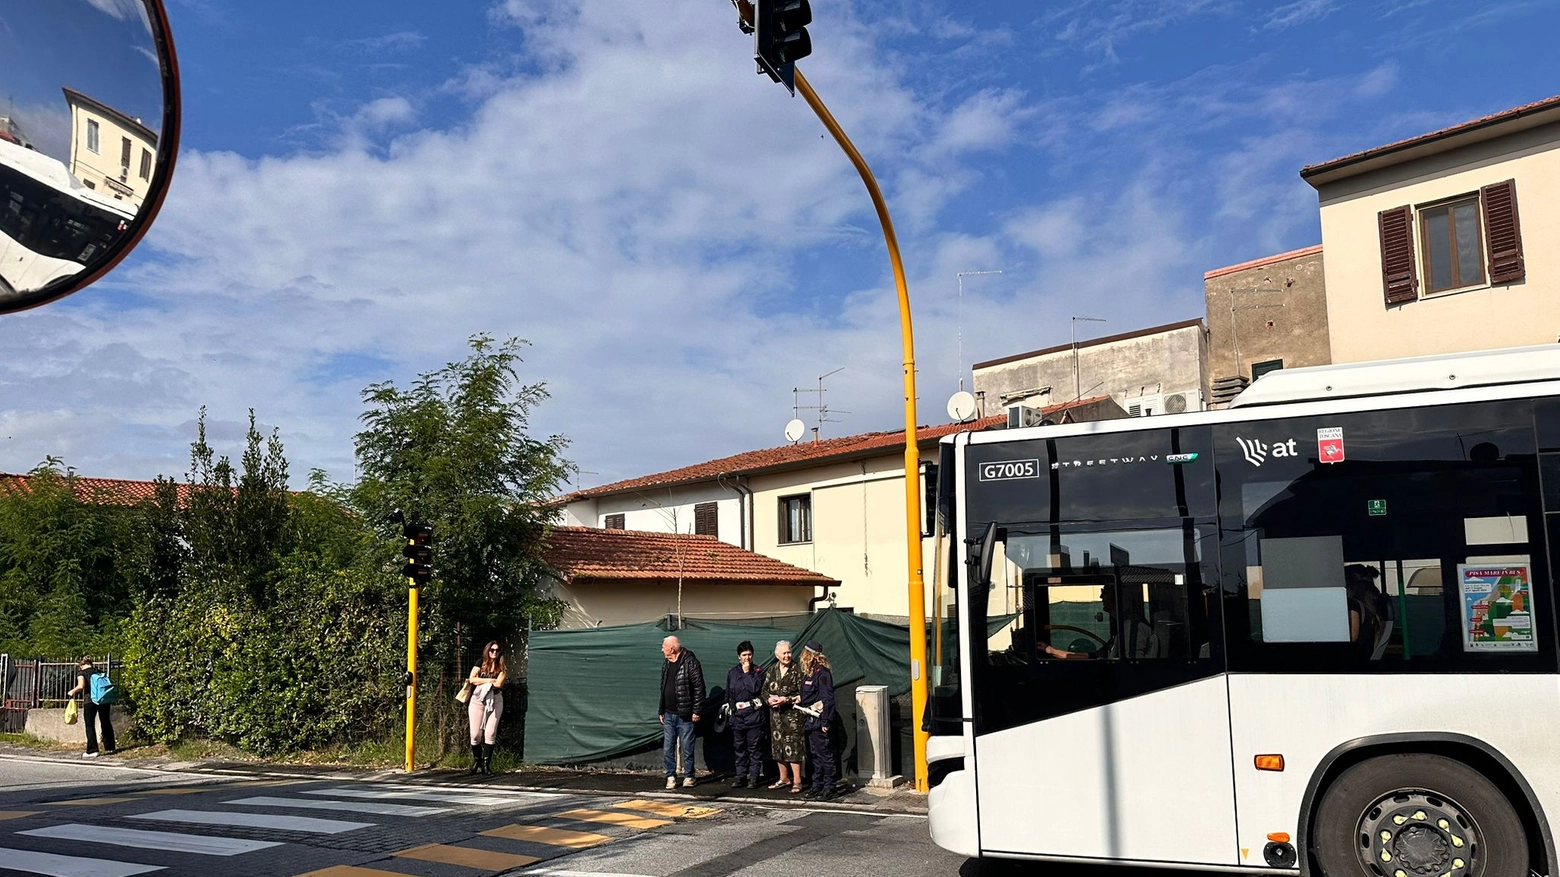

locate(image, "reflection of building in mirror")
[[0, 117, 35, 151], [64, 87, 156, 209], [0, 137, 134, 297]]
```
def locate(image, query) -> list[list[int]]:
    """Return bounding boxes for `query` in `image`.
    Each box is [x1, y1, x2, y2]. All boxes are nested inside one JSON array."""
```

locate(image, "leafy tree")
[[0, 459, 135, 657], [352, 334, 571, 650]]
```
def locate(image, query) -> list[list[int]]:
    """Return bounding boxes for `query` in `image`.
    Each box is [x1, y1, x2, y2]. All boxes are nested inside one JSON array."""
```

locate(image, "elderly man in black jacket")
[[658, 635, 706, 789]]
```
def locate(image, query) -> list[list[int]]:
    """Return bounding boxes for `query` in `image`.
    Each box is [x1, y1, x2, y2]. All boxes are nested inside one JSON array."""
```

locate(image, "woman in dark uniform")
[[763, 640, 806, 793], [726, 640, 766, 788], [798, 640, 837, 800]]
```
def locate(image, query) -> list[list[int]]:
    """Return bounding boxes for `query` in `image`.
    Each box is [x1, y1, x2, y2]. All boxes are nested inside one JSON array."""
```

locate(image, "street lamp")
[[1071, 316, 1107, 401], [956, 270, 1002, 391]]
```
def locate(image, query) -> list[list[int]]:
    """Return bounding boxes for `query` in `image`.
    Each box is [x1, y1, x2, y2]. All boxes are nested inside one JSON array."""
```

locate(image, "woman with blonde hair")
[[466, 641, 507, 775], [763, 640, 806, 793], [797, 640, 838, 799]]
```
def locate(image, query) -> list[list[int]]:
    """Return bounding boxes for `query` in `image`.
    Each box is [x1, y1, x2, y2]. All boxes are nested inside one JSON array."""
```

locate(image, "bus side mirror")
[[0, 0, 180, 314], [966, 522, 998, 592]]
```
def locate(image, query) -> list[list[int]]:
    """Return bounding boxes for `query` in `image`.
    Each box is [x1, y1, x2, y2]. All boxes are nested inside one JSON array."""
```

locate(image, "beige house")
[[560, 399, 1115, 620], [971, 319, 1208, 419], [64, 87, 158, 208], [1302, 94, 1555, 362], [1202, 245, 1330, 405], [539, 527, 831, 629]]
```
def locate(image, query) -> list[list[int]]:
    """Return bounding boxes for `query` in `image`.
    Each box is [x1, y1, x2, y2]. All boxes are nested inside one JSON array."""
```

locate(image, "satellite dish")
[[784, 419, 806, 443], [947, 391, 977, 423]]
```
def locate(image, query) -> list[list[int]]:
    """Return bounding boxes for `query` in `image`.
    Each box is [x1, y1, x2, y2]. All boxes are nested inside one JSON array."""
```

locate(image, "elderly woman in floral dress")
[[763, 640, 807, 793]]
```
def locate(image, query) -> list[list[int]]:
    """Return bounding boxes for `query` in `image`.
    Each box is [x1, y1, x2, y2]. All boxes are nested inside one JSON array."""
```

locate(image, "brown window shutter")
[[1481, 179, 1525, 284], [693, 502, 718, 538], [603, 513, 624, 530], [1378, 205, 1417, 305]]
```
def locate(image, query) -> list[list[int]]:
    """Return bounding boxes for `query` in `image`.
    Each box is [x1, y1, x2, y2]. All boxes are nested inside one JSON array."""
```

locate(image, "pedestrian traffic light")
[[754, 0, 811, 95], [401, 522, 433, 585]]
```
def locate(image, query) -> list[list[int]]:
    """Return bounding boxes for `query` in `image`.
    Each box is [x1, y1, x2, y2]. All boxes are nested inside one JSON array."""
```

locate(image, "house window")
[[83, 180, 95, 190], [603, 513, 624, 530], [120, 137, 132, 169], [1251, 359, 1284, 381], [86, 120, 100, 153], [1377, 180, 1525, 305], [779, 495, 811, 544], [1420, 196, 1484, 293], [139, 148, 152, 180], [694, 502, 718, 538]]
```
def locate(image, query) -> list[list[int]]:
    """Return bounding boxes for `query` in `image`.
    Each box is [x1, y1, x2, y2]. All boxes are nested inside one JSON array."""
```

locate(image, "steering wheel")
[[1043, 624, 1107, 648]]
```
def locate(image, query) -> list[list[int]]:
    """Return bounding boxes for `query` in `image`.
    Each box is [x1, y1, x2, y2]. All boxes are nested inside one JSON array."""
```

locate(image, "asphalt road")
[[0, 754, 980, 877]]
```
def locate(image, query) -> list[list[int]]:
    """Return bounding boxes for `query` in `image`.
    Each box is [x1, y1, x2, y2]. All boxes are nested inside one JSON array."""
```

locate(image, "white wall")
[[550, 578, 815, 629], [563, 482, 746, 546]]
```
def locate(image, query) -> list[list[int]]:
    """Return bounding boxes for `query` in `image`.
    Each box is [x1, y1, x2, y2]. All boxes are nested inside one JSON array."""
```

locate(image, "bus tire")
[[1313, 753, 1527, 877]]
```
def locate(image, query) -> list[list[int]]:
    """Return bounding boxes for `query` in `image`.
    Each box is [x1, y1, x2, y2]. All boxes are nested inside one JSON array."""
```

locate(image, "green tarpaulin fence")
[[523, 608, 1017, 765]]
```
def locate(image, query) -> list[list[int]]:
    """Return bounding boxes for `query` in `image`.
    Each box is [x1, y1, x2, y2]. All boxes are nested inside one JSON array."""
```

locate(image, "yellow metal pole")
[[794, 68, 929, 793], [404, 583, 419, 773]]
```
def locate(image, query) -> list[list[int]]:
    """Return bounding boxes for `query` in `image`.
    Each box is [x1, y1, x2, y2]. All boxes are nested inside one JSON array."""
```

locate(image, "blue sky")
[[1, 0, 1557, 490]]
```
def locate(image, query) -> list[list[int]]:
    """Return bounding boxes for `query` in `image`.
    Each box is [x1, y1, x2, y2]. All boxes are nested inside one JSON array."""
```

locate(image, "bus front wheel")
[[1313, 753, 1527, 877]]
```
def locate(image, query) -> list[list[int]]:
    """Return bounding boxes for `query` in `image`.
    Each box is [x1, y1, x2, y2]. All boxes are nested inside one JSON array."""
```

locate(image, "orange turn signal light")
[[1267, 832, 1291, 844], [1255, 754, 1285, 772]]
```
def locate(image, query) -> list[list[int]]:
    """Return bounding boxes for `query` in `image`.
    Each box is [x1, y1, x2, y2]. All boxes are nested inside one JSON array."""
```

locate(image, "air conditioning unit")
[[1127, 394, 1163, 417], [1006, 405, 1043, 429]]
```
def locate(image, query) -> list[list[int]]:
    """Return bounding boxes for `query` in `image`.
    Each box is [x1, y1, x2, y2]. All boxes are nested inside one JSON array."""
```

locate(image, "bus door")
[[970, 521, 1236, 865]]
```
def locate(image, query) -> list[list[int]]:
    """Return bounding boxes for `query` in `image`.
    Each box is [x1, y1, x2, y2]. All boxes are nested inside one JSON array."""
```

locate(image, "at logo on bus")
[[1234, 436, 1298, 466]]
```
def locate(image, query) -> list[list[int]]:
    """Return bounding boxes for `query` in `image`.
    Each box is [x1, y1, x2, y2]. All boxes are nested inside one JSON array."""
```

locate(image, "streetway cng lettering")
[[979, 459, 1040, 481], [1235, 436, 1299, 467]]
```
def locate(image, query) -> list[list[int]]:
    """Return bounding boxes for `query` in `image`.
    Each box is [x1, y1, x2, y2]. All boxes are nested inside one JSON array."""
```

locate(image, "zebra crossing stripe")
[[612, 799, 720, 819], [479, 823, 611, 848], [292, 866, 405, 877], [129, 809, 372, 834], [0, 847, 164, 877], [20, 823, 281, 856], [226, 796, 448, 817], [301, 787, 514, 806], [391, 843, 539, 870], [555, 809, 670, 830]]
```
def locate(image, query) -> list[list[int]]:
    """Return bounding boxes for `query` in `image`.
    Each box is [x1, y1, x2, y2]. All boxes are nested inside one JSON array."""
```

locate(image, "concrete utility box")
[[855, 685, 901, 788]]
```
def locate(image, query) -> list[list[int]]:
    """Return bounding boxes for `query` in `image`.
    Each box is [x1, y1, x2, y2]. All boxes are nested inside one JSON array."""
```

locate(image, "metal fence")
[[0, 655, 118, 732]]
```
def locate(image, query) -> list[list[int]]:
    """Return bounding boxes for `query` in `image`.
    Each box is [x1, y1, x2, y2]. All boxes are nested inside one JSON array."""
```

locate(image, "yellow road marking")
[[0, 811, 40, 820], [290, 861, 405, 867], [480, 823, 612, 848], [393, 843, 539, 870], [556, 808, 670, 830], [44, 797, 137, 806], [614, 799, 720, 819]]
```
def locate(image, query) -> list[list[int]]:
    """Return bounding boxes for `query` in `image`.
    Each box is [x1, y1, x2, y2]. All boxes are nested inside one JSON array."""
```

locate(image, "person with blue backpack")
[[65, 655, 117, 758]]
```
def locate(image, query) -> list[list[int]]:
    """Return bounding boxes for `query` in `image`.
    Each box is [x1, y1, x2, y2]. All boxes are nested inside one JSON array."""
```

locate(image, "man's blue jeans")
[[662, 714, 696, 777]]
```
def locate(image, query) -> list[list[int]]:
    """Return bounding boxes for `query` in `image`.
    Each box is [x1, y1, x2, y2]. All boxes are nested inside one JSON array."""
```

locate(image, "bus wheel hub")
[[1359, 793, 1474, 877]]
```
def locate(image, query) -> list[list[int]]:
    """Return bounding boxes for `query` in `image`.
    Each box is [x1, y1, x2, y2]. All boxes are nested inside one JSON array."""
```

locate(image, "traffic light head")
[[401, 522, 434, 584], [754, 0, 812, 95]]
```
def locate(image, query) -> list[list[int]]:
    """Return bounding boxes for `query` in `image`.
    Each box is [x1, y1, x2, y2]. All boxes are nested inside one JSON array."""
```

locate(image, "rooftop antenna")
[[956, 270, 1002, 391], [792, 366, 850, 441]]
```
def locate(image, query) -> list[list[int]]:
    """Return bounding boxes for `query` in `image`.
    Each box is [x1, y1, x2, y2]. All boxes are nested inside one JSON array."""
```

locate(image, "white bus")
[[927, 345, 1560, 877], [0, 137, 133, 297]]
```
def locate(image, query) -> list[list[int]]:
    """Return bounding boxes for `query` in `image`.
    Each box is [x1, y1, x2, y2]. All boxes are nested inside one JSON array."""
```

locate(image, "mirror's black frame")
[[2, 0, 182, 315]]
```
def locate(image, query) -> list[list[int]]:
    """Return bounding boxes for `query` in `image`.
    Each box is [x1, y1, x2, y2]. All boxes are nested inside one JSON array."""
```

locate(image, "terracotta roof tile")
[[564, 400, 1101, 501], [1204, 244, 1322, 280], [542, 526, 836, 587], [0, 472, 192, 506], [1301, 94, 1560, 182]]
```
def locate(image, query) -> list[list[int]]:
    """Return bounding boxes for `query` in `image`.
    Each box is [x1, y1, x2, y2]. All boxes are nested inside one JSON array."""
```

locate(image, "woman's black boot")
[[481, 743, 495, 775], [469, 743, 483, 775]]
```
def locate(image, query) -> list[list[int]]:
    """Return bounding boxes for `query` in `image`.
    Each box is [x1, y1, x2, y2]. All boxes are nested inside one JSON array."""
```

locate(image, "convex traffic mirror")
[[0, 0, 180, 313]]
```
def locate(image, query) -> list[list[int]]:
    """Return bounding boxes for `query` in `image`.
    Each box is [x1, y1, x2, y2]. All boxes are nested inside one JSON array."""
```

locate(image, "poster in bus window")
[[1457, 564, 1537, 652]]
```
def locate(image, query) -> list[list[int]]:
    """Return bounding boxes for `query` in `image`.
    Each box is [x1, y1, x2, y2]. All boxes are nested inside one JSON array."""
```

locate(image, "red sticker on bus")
[[1317, 427, 1344, 464]]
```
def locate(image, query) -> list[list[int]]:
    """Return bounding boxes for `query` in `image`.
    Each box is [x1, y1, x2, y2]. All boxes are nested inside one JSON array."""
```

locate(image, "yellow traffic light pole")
[[793, 68, 930, 793], [404, 582, 419, 773]]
